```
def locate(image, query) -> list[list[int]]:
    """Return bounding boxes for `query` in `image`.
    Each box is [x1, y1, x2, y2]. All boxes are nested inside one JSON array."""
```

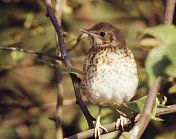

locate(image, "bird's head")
[[80, 22, 126, 48]]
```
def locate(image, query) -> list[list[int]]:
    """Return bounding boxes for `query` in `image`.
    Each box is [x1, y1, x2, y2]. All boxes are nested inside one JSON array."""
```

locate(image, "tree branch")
[[66, 33, 83, 52], [54, 0, 64, 138], [64, 103, 176, 139], [44, 0, 95, 129], [0, 46, 62, 60], [156, 104, 176, 116], [1, 99, 176, 139], [163, 0, 175, 25], [128, 76, 162, 139]]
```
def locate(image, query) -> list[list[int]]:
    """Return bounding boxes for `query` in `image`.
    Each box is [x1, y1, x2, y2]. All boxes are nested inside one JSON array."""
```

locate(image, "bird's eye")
[[100, 32, 106, 37]]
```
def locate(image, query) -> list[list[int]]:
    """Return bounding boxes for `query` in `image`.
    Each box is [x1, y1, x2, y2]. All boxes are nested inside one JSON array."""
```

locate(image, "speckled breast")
[[81, 46, 138, 104]]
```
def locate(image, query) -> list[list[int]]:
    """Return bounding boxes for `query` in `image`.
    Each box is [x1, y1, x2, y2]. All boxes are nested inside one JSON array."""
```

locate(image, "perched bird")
[[80, 22, 138, 138]]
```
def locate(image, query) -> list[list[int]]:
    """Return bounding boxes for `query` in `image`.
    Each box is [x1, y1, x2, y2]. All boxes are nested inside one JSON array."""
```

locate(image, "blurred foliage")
[[0, 0, 176, 139]]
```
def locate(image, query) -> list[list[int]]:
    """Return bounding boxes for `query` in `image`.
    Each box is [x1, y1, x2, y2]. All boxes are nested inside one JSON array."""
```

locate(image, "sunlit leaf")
[[151, 98, 161, 121], [138, 25, 176, 45], [125, 96, 147, 113], [11, 51, 25, 63], [101, 102, 137, 119], [138, 38, 162, 48], [120, 132, 131, 139], [164, 64, 176, 77], [168, 85, 176, 94], [60, 67, 83, 75], [102, 130, 120, 139], [166, 41, 176, 66], [24, 12, 35, 29], [102, 96, 161, 121], [145, 45, 170, 86]]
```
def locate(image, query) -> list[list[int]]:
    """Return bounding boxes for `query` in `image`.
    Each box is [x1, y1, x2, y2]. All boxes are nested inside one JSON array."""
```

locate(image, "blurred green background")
[[0, 0, 176, 139]]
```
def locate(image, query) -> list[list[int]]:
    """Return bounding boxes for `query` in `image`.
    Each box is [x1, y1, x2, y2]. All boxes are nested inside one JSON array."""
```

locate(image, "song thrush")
[[80, 22, 138, 138]]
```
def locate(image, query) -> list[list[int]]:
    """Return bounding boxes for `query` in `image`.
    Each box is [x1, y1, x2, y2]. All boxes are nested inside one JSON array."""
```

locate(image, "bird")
[[80, 22, 138, 138]]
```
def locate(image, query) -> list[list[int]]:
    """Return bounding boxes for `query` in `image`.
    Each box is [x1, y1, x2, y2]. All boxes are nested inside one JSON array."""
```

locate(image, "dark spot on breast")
[[106, 61, 111, 65], [110, 34, 113, 42], [95, 58, 98, 64]]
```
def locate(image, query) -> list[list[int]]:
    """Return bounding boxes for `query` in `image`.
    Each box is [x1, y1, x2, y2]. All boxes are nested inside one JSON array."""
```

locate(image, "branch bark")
[[54, 0, 64, 138], [44, 0, 95, 129], [156, 104, 176, 116], [128, 76, 162, 139], [0, 46, 62, 60], [163, 0, 175, 25]]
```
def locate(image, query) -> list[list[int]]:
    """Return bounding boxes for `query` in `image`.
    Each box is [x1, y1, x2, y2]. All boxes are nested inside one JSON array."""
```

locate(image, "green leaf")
[[60, 67, 83, 75], [164, 64, 176, 77], [138, 25, 176, 45], [168, 85, 176, 94], [119, 132, 131, 139], [152, 117, 164, 122], [150, 98, 160, 121], [138, 38, 162, 48], [166, 41, 176, 66], [145, 45, 170, 86], [102, 131, 120, 139], [125, 96, 147, 113], [47, 48, 56, 55], [101, 102, 137, 119], [11, 51, 25, 63], [102, 96, 161, 121]]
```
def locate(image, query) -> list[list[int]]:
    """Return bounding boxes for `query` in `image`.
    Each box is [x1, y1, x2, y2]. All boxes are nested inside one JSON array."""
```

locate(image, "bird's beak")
[[80, 29, 97, 37]]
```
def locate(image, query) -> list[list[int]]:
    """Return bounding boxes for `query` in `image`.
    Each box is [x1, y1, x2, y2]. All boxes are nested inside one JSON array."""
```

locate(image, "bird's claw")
[[116, 115, 130, 130], [94, 121, 108, 139]]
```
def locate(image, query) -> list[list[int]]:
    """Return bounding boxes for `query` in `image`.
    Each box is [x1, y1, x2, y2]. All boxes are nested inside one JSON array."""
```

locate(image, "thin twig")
[[156, 104, 176, 116], [38, 59, 57, 67], [54, 0, 64, 138], [163, 0, 175, 25], [55, 63, 63, 139], [44, 0, 95, 129], [0, 46, 62, 60], [45, 0, 67, 59], [55, 0, 63, 25], [128, 76, 162, 139], [67, 33, 83, 52], [64, 122, 117, 139]]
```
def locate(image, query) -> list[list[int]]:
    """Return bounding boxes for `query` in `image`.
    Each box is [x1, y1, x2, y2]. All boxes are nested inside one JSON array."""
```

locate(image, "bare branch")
[[128, 76, 162, 139], [64, 122, 117, 139], [55, 63, 64, 139], [55, 0, 63, 25], [163, 0, 175, 25], [44, 0, 95, 129], [0, 46, 62, 60], [67, 33, 83, 52], [156, 104, 176, 116], [45, 0, 67, 59], [54, 0, 64, 138], [0, 103, 40, 109], [65, 101, 176, 139]]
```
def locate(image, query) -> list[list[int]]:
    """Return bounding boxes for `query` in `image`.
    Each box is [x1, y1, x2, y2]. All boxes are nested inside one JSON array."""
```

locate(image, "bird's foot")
[[94, 120, 108, 139], [116, 115, 130, 130]]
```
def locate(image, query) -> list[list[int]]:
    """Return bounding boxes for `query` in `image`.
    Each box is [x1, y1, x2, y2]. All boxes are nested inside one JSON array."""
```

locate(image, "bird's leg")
[[116, 115, 130, 130], [94, 105, 108, 139]]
